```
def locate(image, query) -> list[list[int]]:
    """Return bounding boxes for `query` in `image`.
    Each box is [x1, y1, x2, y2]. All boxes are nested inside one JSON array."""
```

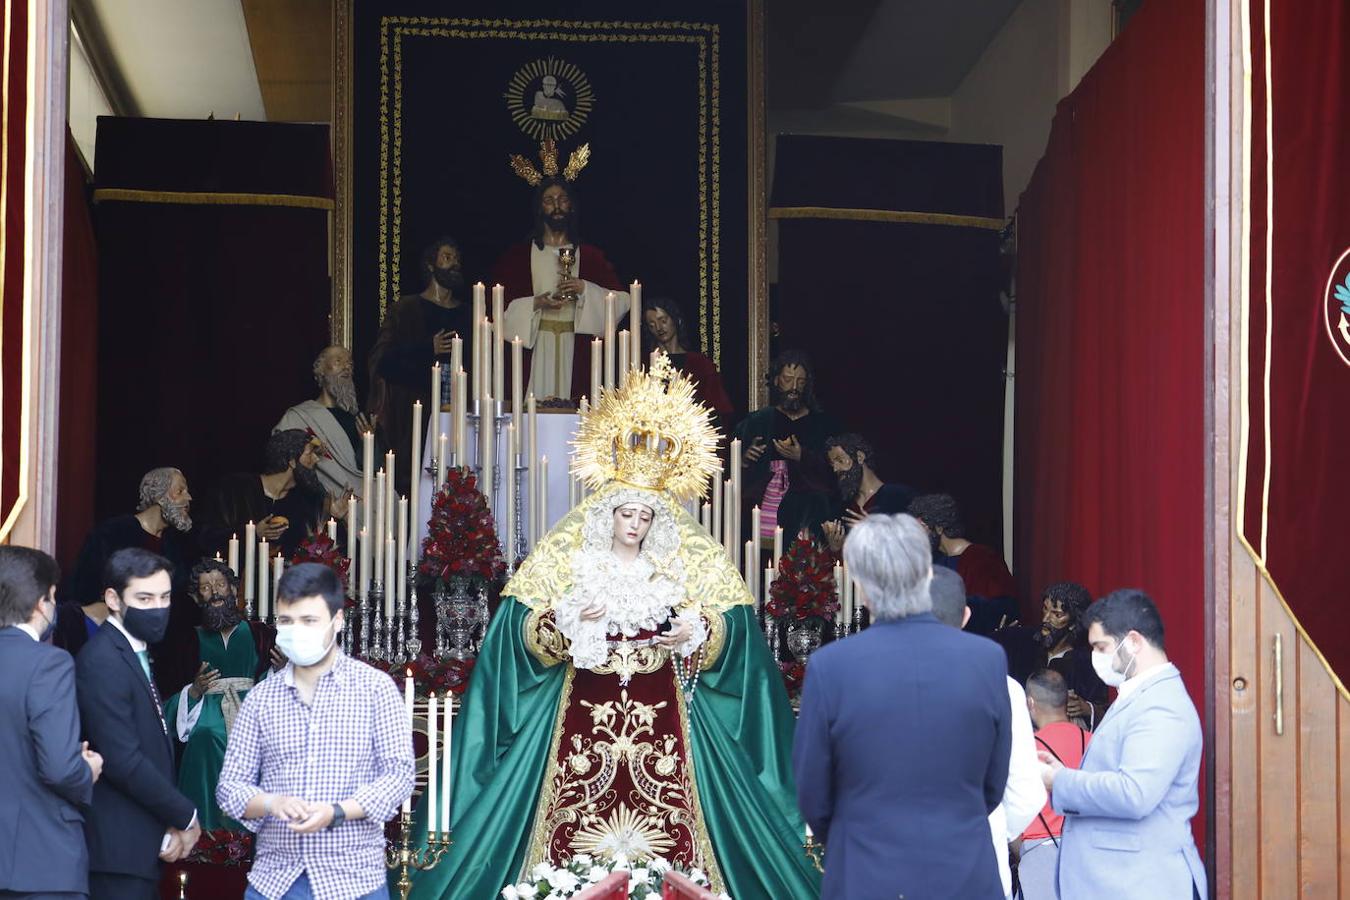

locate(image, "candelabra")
[[802, 830, 824, 873], [512, 451, 529, 568], [385, 811, 451, 900], [406, 562, 423, 660]]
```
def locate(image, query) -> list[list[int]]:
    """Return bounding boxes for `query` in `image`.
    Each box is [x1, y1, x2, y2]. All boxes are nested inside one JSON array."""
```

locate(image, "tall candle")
[[701, 501, 711, 533], [729, 440, 742, 560], [603, 292, 616, 390], [362, 432, 375, 538], [744, 539, 755, 594], [384, 450, 396, 547], [384, 536, 396, 618], [568, 469, 578, 510], [479, 319, 493, 404], [346, 502, 357, 591], [437, 433, 448, 490], [453, 369, 467, 466], [511, 336, 523, 416], [429, 364, 441, 413], [617, 330, 630, 388], [358, 528, 369, 598], [764, 566, 776, 615], [590, 338, 603, 401], [227, 533, 240, 576], [410, 400, 422, 535], [629, 280, 642, 371], [539, 456, 548, 536], [480, 394, 495, 505], [402, 670, 414, 814], [397, 496, 408, 605], [750, 506, 761, 561], [505, 422, 516, 566], [257, 539, 269, 619], [712, 475, 723, 544], [724, 479, 735, 559], [326, 518, 337, 542], [492, 285, 505, 404], [834, 563, 845, 627], [427, 694, 438, 835], [773, 526, 784, 566], [527, 394, 538, 543], [373, 470, 386, 581], [272, 555, 283, 621], [471, 284, 485, 402], [450, 335, 462, 381], [244, 522, 256, 601], [441, 695, 453, 831]]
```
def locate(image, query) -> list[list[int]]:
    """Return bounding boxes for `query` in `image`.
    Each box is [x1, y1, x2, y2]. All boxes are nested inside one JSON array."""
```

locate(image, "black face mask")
[[432, 266, 465, 294], [121, 604, 171, 644], [201, 595, 244, 632], [36, 598, 56, 642]]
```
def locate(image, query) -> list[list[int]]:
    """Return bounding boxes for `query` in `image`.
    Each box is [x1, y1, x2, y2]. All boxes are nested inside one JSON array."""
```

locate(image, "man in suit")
[[0, 546, 103, 900], [77, 549, 201, 900], [1039, 588, 1206, 900], [793, 513, 1012, 900]]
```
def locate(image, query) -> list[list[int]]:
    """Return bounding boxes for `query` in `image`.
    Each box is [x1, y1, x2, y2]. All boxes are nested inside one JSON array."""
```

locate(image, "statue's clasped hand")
[[578, 601, 607, 622], [654, 618, 692, 649]]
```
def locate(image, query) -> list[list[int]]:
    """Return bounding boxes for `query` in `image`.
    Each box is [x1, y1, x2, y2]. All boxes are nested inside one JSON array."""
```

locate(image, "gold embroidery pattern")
[[674, 679, 726, 892], [376, 17, 722, 366], [524, 608, 568, 667], [593, 642, 668, 682], [525, 666, 577, 874], [699, 613, 726, 671]]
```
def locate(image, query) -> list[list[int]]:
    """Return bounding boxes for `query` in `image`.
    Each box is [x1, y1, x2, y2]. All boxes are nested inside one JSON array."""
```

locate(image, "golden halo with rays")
[[570, 352, 722, 503], [503, 56, 596, 142]]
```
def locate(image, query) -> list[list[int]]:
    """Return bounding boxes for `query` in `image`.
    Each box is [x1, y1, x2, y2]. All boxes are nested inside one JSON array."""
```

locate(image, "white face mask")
[[1091, 637, 1138, 687], [276, 619, 338, 667]]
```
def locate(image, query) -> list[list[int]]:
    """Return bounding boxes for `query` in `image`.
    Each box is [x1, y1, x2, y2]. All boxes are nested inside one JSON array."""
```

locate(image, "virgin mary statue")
[[414, 354, 820, 899]]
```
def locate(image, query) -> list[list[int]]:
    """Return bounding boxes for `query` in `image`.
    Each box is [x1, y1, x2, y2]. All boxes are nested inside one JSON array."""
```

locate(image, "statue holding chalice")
[[554, 244, 580, 304]]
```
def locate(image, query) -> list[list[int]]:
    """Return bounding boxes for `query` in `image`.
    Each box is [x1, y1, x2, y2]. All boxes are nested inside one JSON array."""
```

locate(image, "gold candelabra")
[[385, 811, 452, 900], [802, 829, 824, 873]]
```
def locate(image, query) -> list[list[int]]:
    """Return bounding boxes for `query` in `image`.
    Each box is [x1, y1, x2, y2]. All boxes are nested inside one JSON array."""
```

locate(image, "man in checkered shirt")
[[217, 563, 413, 900]]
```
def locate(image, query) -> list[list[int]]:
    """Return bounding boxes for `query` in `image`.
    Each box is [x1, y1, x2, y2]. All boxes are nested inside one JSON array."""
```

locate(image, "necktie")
[[136, 649, 168, 733]]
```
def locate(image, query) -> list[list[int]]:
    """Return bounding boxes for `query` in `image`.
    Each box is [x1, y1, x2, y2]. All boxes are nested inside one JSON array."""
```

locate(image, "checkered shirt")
[[216, 651, 413, 900]]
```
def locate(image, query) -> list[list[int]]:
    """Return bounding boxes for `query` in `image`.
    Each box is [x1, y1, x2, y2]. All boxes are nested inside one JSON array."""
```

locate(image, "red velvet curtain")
[[1241, 0, 1350, 682], [0, 0, 28, 536], [1014, 0, 1205, 836], [56, 132, 99, 566]]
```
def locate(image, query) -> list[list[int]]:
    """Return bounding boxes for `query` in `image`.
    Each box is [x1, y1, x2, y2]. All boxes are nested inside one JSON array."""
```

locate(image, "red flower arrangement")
[[778, 660, 806, 699], [766, 536, 840, 621], [369, 653, 476, 698], [185, 829, 254, 867], [289, 534, 351, 594], [419, 467, 506, 586]]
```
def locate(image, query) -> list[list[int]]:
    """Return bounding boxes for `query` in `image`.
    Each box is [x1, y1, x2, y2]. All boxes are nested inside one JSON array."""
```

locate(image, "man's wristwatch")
[[328, 803, 346, 829]]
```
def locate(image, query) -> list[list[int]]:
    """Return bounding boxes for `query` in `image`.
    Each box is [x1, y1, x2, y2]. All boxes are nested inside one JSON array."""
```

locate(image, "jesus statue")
[[411, 355, 819, 899]]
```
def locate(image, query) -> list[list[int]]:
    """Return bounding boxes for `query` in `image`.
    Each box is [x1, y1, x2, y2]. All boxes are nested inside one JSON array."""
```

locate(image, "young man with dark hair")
[[907, 492, 1018, 635], [0, 546, 103, 899], [218, 563, 413, 900], [1040, 589, 1205, 900], [77, 548, 200, 899]]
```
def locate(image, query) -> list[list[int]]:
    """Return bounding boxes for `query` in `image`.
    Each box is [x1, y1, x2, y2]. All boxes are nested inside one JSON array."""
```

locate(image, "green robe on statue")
[[164, 624, 265, 831]]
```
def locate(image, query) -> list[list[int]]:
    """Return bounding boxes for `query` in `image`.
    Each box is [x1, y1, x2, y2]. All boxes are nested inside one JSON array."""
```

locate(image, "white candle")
[[346, 502, 357, 592], [568, 469, 578, 511], [730, 439, 742, 558], [480, 393, 494, 505], [750, 506, 761, 562], [437, 433, 448, 489], [410, 400, 422, 537], [385, 536, 396, 618], [764, 566, 776, 614], [505, 422, 516, 566], [227, 533, 240, 577], [272, 555, 283, 621], [450, 335, 462, 382], [243, 521, 256, 602], [805, 822, 813, 841], [701, 501, 711, 533], [492, 285, 505, 404], [724, 479, 735, 559], [527, 395, 538, 543], [441, 695, 453, 831], [358, 528, 369, 598], [384, 451, 396, 558], [712, 475, 723, 545], [326, 518, 337, 542], [397, 496, 408, 605], [471, 285, 485, 402], [362, 432, 375, 538], [453, 369, 467, 466], [257, 539, 269, 619], [480, 319, 493, 404], [373, 470, 386, 581], [773, 526, 784, 566], [402, 670, 414, 814], [427, 694, 438, 835], [511, 336, 523, 417], [603, 292, 616, 390], [617, 330, 630, 388], [539, 456, 548, 536], [744, 539, 755, 594], [429, 364, 441, 413], [834, 563, 845, 626], [590, 338, 603, 401], [629, 280, 642, 371]]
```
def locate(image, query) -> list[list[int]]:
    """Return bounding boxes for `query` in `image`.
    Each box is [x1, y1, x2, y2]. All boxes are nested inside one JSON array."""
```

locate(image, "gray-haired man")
[[793, 513, 1012, 899]]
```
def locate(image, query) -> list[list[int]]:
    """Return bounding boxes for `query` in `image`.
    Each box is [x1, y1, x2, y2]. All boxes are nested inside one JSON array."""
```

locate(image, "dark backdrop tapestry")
[[349, 2, 751, 415], [771, 136, 1008, 558], [91, 118, 331, 525], [1014, 0, 1205, 844], [1242, 0, 1350, 685]]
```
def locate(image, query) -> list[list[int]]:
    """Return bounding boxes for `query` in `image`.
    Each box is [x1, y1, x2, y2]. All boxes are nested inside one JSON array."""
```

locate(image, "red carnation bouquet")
[[185, 829, 254, 866], [290, 534, 351, 594], [368, 654, 476, 698], [419, 467, 506, 587], [766, 536, 840, 621]]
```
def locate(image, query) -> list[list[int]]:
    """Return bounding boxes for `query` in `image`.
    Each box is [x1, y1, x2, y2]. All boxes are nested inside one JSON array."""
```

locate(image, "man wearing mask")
[[0, 546, 103, 900], [163, 559, 284, 832], [77, 548, 200, 899], [1039, 589, 1205, 900], [218, 563, 414, 900], [368, 236, 475, 489]]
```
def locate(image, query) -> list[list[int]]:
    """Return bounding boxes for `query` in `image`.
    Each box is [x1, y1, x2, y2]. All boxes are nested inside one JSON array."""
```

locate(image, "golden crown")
[[570, 352, 722, 501], [509, 139, 591, 187]]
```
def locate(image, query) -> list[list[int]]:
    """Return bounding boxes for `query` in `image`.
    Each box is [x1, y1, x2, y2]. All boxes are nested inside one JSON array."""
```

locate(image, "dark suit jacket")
[[793, 612, 1012, 900], [77, 621, 196, 880], [0, 627, 94, 893]]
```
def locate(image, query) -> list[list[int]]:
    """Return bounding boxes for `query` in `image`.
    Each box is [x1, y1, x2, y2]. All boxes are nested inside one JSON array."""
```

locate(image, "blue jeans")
[[245, 873, 389, 900]]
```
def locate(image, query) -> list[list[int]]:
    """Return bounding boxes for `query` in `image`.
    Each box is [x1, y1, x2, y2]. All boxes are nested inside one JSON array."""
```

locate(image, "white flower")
[[544, 893, 564, 900], [689, 868, 708, 885], [630, 868, 649, 885], [513, 884, 535, 897], [612, 853, 630, 869], [586, 866, 609, 884], [648, 858, 672, 874], [532, 862, 556, 881], [572, 854, 593, 867], [550, 871, 580, 893], [500, 887, 520, 900]]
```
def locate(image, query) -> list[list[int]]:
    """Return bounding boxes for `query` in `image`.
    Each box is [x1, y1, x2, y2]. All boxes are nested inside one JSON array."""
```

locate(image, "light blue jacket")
[[1052, 663, 1206, 899]]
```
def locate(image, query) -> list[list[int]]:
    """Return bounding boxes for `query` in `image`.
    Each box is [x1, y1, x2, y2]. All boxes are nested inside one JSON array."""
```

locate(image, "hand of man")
[[158, 830, 183, 863], [257, 515, 287, 541], [821, 520, 845, 553], [655, 618, 693, 650], [432, 330, 456, 356], [1065, 691, 1092, 721], [176, 822, 202, 856], [579, 601, 606, 622], [268, 794, 313, 821], [287, 802, 336, 834], [742, 437, 767, 466], [81, 741, 103, 783], [269, 646, 289, 672], [534, 292, 566, 311], [1037, 750, 1063, 791], [773, 436, 802, 461], [355, 412, 378, 435], [556, 277, 586, 298], [188, 662, 220, 701]]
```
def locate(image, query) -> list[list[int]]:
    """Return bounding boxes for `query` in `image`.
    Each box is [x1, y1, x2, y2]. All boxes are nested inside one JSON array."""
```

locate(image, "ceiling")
[[77, 0, 1023, 125]]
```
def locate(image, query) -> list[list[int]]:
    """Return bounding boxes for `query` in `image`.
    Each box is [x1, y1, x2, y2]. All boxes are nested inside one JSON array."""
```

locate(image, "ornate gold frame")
[[329, 0, 767, 410]]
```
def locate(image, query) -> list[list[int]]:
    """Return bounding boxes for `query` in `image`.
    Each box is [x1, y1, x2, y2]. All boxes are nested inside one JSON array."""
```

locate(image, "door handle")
[[1272, 633, 1284, 736]]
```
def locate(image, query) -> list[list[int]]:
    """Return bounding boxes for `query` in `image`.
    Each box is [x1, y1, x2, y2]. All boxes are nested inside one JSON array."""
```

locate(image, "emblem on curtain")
[[504, 56, 595, 141], [1323, 247, 1350, 367]]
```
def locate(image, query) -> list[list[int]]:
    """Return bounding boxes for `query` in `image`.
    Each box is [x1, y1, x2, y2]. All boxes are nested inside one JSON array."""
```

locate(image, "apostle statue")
[[162, 558, 280, 830], [276, 345, 377, 508], [412, 354, 819, 900], [495, 168, 628, 402]]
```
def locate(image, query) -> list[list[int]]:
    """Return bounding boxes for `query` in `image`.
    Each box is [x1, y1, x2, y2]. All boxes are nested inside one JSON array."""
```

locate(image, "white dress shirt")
[[106, 613, 148, 652]]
